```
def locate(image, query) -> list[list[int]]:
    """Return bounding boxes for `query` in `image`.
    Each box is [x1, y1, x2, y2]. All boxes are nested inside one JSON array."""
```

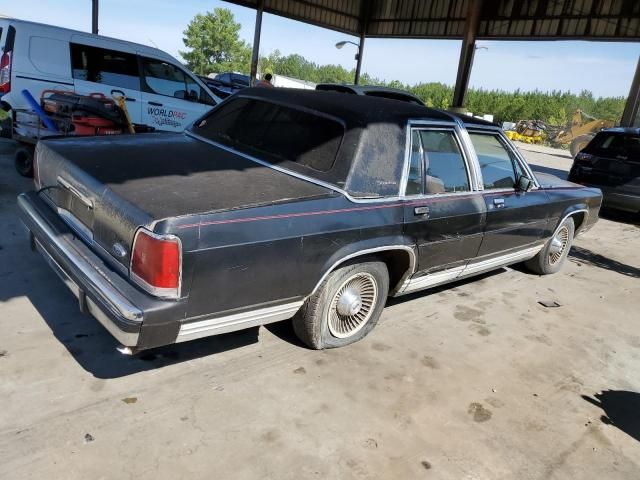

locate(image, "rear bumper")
[[17, 191, 182, 348]]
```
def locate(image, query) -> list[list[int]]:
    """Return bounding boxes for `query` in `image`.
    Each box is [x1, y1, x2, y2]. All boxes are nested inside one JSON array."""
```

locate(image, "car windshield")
[[586, 133, 640, 160], [191, 97, 344, 172]]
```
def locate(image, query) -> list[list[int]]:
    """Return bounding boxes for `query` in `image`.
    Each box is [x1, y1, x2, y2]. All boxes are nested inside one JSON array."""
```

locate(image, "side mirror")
[[517, 175, 535, 192], [174, 89, 187, 100]]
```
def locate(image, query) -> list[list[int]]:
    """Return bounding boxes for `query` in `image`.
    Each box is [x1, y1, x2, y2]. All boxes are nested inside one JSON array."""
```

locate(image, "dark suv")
[[568, 128, 640, 213]]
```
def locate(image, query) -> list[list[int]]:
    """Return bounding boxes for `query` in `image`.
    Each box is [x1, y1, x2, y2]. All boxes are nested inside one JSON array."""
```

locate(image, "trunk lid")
[[36, 133, 332, 269]]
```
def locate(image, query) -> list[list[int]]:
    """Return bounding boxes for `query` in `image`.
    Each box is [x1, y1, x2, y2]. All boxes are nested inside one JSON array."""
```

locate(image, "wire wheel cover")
[[549, 226, 570, 265], [328, 272, 378, 338]]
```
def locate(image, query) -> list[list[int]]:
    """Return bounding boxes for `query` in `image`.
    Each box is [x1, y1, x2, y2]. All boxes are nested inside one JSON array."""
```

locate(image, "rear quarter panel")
[[173, 195, 408, 320]]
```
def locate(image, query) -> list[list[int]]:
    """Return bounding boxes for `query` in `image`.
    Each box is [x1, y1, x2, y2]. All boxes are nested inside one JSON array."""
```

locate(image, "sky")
[[2, 0, 639, 98]]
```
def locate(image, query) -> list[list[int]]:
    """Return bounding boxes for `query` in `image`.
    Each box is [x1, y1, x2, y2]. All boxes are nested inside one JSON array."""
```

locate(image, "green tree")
[[180, 8, 251, 75]]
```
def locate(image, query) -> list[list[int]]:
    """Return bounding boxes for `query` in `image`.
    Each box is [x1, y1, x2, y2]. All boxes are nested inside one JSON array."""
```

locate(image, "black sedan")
[[18, 88, 601, 352], [568, 128, 640, 213]]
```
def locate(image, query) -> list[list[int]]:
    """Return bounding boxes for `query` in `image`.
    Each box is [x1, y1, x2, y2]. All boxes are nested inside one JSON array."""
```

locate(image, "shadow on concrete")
[[582, 391, 640, 443], [569, 246, 640, 278], [529, 163, 568, 180], [19, 258, 259, 378]]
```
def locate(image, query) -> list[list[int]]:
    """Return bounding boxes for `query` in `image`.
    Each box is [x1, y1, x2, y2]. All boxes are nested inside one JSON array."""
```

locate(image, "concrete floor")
[[0, 139, 638, 479]]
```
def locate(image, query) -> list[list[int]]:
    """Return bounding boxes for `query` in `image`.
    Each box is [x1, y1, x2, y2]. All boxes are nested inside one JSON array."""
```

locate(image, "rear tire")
[[525, 217, 575, 275], [293, 261, 389, 350], [14, 147, 35, 178]]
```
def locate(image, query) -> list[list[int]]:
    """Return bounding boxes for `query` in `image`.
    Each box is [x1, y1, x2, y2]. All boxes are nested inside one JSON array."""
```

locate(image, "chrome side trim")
[[396, 244, 544, 296], [308, 245, 417, 298], [462, 245, 544, 277], [177, 301, 304, 342], [400, 265, 466, 294]]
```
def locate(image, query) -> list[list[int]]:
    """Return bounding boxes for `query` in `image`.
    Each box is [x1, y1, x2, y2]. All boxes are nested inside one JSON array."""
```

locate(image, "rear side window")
[[586, 133, 640, 159], [70, 43, 139, 90], [193, 97, 344, 172], [470, 133, 523, 189], [408, 129, 470, 194], [141, 57, 214, 105]]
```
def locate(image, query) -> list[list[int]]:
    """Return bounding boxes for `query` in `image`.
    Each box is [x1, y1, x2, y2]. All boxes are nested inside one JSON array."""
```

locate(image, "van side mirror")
[[174, 90, 187, 100], [517, 175, 535, 192]]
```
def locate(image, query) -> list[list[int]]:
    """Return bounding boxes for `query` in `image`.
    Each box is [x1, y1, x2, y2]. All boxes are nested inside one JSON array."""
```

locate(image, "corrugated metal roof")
[[224, 0, 640, 40]]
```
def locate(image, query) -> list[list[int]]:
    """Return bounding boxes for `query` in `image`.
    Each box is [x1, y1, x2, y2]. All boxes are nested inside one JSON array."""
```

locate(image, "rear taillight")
[[575, 152, 596, 164], [131, 229, 182, 299], [0, 51, 11, 94]]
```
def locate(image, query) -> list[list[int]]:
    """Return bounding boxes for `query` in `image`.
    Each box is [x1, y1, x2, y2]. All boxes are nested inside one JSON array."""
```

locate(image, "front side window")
[[470, 133, 523, 189], [70, 43, 139, 90], [193, 97, 344, 172], [142, 58, 213, 105]]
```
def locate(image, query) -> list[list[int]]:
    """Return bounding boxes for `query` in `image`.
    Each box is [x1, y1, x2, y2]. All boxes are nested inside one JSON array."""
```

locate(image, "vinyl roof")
[[224, 0, 640, 41]]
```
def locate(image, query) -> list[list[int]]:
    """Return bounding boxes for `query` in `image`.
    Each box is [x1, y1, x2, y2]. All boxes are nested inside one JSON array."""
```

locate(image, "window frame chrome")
[[400, 120, 481, 199], [465, 125, 542, 191]]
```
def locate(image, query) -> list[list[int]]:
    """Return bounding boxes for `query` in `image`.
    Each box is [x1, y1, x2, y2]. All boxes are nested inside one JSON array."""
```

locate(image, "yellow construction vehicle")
[[504, 120, 547, 144], [552, 110, 615, 156]]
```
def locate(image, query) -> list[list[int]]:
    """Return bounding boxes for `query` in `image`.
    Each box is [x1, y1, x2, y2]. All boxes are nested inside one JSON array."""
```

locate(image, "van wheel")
[[293, 261, 389, 349], [15, 147, 35, 178], [525, 217, 575, 275]]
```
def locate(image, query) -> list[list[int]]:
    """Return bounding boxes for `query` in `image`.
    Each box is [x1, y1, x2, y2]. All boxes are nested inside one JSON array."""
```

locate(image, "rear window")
[[364, 91, 423, 105], [192, 97, 344, 172], [585, 133, 640, 159]]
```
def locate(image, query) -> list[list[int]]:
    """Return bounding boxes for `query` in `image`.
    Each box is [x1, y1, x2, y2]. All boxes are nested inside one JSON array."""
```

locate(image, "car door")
[[468, 130, 550, 259], [69, 37, 141, 123], [138, 55, 216, 132], [402, 126, 486, 291]]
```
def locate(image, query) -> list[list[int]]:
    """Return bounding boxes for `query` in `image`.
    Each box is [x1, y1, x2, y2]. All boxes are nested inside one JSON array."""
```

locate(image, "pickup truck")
[[18, 88, 602, 352]]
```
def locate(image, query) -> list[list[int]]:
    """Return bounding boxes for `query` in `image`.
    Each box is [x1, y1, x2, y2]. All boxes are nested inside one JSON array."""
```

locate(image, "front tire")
[[525, 217, 575, 275], [293, 261, 389, 349]]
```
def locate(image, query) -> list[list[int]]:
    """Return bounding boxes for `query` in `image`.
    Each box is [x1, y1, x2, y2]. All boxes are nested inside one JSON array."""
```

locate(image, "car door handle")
[[110, 89, 135, 101], [493, 198, 505, 208], [148, 101, 163, 106], [414, 206, 430, 217]]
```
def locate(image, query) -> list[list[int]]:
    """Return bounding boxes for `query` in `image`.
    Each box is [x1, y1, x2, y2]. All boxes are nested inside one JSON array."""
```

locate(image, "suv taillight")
[[0, 51, 11, 94], [131, 229, 181, 299]]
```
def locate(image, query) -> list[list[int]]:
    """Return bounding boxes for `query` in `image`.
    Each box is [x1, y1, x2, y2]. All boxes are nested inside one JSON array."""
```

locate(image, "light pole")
[[335, 40, 362, 85]]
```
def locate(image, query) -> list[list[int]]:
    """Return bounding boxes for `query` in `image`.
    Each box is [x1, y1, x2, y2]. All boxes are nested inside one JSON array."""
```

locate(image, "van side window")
[[70, 43, 140, 90], [141, 57, 214, 105]]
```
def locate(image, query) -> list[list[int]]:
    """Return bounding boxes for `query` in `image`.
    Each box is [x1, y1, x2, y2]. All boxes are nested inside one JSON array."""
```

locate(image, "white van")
[[0, 18, 221, 133]]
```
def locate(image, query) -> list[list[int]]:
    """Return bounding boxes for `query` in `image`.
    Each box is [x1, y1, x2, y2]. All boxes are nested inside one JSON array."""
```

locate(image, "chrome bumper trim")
[[18, 193, 143, 346], [177, 301, 304, 343]]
